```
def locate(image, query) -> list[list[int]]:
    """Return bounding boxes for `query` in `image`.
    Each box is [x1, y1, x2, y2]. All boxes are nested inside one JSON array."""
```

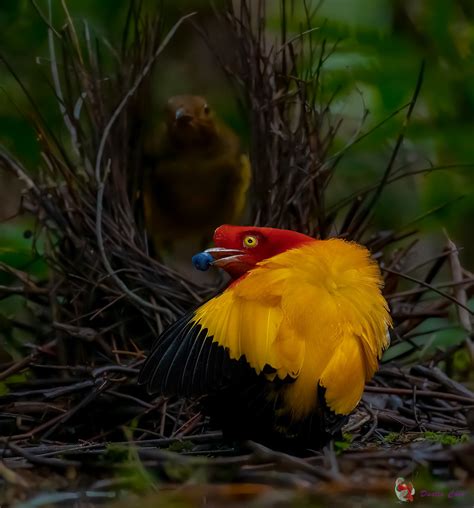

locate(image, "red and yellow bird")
[[139, 225, 391, 449]]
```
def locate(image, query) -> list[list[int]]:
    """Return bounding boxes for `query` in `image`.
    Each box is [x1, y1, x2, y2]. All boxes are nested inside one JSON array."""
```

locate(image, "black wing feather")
[[190, 328, 213, 394], [153, 320, 195, 394], [139, 312, 252, 398], [138, 312, 192, 385]]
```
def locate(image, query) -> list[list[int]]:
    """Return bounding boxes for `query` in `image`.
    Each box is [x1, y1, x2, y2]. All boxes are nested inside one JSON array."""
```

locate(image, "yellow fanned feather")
[[193, 239, 391, 418]]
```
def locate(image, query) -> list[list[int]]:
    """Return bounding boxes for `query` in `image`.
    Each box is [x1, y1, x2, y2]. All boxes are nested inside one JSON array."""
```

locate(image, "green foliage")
[[276, 1, 474, 265], [102, 444, 131, 465], [334, 432, 353, 454], [103, 443, 157, 493], [422, 431, 470, 445], [382, 304, 474, 365], [383, 431, 400, 444], [0, 223, 47, 285], [0, 371, 29, 396], [452, 348, 473, 377], [166, 440, 195, 453], [163, 460, 209, 484]]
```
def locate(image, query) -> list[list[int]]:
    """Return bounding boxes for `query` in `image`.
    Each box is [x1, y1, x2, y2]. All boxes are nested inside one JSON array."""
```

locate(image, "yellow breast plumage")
[[193, 239, 391, 417]]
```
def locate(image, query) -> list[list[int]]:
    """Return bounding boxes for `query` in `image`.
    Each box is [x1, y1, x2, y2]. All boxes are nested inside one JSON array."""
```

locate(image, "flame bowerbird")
[[139, 225, 391, 449]]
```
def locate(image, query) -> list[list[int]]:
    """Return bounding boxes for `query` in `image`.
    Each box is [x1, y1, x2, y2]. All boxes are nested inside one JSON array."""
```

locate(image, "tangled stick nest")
[[0, 0, 473, 498]]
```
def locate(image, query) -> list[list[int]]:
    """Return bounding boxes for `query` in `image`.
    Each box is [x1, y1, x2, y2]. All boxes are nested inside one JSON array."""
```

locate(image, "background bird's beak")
[[175, 108, 193, 123], [204, 247, 244, 267]]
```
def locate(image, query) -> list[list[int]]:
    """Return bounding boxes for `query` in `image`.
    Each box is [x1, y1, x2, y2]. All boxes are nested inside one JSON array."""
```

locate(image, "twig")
[[350, 61, 425, 234], [47, 0, 80, 157], [0, 340, 56, 382], [94, 14, 195, 316], [246, 441, 341, 482], [365, 386, 474, 404], [446, 234, 474, 361], [1, 439, 80, 469], [383, 267, 474, 315], [410, 365, 474, 399]]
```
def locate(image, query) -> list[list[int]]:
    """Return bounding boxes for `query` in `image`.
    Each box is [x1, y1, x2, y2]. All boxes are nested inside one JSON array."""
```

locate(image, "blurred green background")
[[1, 0, 473, 269]]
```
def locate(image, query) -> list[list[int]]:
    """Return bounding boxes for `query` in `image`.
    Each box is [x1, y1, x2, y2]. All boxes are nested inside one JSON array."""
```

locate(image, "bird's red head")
[[206, 225, 315, 279]]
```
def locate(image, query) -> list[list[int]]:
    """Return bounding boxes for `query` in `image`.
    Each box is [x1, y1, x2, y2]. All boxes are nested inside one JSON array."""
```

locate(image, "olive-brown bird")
[[143, 95, 250, 253]]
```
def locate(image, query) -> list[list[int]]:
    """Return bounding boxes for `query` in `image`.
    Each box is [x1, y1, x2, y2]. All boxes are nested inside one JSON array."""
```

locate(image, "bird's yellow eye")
[[243, 235, 258, 248]]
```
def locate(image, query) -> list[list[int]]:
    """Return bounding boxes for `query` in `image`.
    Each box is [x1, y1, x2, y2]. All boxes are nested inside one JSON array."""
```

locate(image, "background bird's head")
[[165, 95, 217, 146], [203, 225, 315, 279]]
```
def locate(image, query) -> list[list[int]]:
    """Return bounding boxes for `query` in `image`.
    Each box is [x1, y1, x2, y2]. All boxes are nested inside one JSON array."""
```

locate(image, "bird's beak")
[[204, 247, 245, 268], [175, 108, 193, 123]]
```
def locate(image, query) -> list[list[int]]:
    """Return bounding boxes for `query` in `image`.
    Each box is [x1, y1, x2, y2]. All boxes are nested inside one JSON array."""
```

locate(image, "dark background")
[[1, 0, 473, 264]]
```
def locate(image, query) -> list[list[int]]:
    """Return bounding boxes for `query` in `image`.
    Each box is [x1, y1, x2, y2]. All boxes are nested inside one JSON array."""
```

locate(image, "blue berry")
[[192, 251, 214, 271]]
